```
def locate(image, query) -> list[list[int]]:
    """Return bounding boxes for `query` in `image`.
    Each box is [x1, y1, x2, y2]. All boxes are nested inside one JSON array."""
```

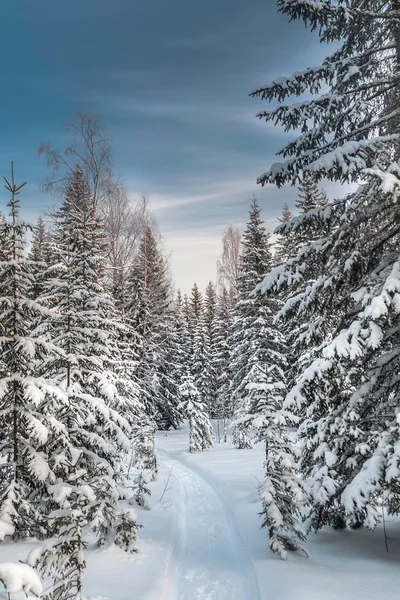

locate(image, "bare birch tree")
[[38, 111, 112, 206], [38, 112, 149, 301], [217, 223, 241, 301], [102, 178, 143, 300]]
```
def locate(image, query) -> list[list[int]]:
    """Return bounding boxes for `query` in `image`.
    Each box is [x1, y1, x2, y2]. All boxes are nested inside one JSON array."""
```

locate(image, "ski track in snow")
[[159, 449, 261, 600]]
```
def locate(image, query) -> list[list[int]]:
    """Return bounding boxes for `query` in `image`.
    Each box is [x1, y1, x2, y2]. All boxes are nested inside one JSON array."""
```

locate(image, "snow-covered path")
[[159, 450, 261, 600], [1, 423, 398, 600]]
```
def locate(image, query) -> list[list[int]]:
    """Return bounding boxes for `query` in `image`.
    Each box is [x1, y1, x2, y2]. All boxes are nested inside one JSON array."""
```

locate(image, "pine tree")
[[230, 197, 273, 449], [179, 373, 212, 453], [0, 164, 66, 542], [252, 0, 400, 530]]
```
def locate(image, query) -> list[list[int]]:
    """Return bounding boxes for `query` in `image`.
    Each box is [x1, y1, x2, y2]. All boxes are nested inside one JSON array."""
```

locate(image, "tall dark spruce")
[[253, 0, 400, 529]]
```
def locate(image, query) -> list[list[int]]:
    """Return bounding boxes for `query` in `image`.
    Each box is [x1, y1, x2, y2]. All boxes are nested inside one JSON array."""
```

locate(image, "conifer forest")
[[0, 1, 400, 599]]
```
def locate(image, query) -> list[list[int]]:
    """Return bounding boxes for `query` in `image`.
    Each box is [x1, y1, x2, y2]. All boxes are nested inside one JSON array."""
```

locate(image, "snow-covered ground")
[[1, 422, 399, 599]]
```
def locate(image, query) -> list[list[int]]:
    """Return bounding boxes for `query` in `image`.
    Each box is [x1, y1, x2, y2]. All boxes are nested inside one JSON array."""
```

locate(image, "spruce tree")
[[182, 293, 191, 332], [214, 287, 234, 441], [191, 310, 212, 417], [189, 283, 203, 328], [30, 166, 137, 598], [30, 216, 53, 263], [179, 373, 212, 453], [29, 217, 55, 301], [253, 0, 400, 529], [295, 176, 325, 213], [0, 164, 66, 542], [230, 197, 273, 449], [125, 223, 176, 436], [204, 282, 219, 418], [252, 1, 400, 185], [154, 312, 183, 431], [274, 204, 296, 266], [174, 290, 191, 370], [246, 357, 308, 560]]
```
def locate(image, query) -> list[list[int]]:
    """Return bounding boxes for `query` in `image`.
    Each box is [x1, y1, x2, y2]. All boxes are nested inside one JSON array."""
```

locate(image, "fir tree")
[[30, 166, 137, 598], [214, 287, 234, 441], [253, 0, 400, 530], [295, 176, 325, 213], [274, 204, 296, 266], [230, 197, 273, 449], [125, 223, 175, 435], [179, 373, 212, 453], [29, 216, 55, 301], [245, 357, 308, 559], [204, 282, 219, 418], [0, 164, 66, 542], [191, 311, 212, 416], [189, 283, 204, 338]]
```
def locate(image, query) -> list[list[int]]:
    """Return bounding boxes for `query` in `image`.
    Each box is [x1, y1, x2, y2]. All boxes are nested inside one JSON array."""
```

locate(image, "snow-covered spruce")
[[125, 223, 181, 433], [213, 286, 234, 442], [274, 204, 297, 266], [253, 0, 400, 529], [131, 472, 151, 510], [203, 282, 220, 418], [30, 166, 138, 598], [29, 215, 55, 301], [187, 282, 203, 353], [0, 165, 66, 542], [230, 197, 276, 449], [252, 1, 400, 186], [179, 373, 213, 453], [244, 358, 308, 560], [275, 182, 329, 400], [191, 306, 213, 419]]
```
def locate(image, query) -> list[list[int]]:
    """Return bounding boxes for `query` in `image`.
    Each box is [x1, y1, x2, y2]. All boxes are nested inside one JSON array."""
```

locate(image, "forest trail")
[[158, 445, 261, 600]]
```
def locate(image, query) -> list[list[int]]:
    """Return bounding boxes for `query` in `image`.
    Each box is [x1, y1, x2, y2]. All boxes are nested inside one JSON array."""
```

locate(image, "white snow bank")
[[0, 562, 42, 598]]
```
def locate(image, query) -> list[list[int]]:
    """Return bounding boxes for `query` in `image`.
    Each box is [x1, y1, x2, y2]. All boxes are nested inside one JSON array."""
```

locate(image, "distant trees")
[[217, 223, 241, 302]]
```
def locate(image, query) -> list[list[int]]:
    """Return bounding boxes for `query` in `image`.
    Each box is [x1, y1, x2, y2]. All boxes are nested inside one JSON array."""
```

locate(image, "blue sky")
[[0, 0, 340, 292]]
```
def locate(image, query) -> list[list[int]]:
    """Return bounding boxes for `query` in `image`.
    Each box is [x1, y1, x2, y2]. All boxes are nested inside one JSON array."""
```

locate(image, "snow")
[[0, 562, 42, 598], [0, 423, 398, 599], [0, 521, 14, 543]]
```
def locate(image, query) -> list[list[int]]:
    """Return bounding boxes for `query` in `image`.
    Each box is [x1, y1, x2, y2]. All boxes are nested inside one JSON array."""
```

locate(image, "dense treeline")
[[1, 3, 400, 594]]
